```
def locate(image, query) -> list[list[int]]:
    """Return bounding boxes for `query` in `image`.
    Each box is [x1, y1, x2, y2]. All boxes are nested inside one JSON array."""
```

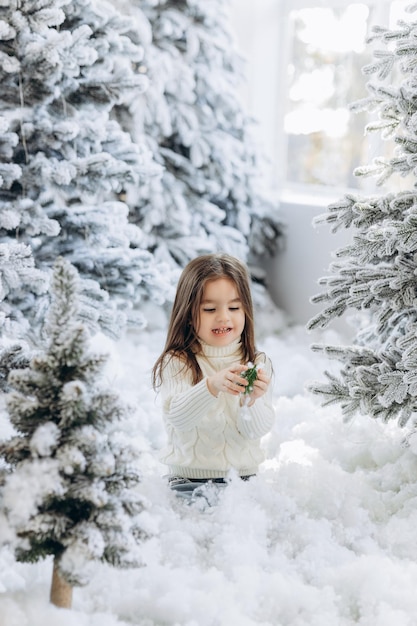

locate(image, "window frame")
[[230, 0, 409, 200], [277, 0, 404, 198]]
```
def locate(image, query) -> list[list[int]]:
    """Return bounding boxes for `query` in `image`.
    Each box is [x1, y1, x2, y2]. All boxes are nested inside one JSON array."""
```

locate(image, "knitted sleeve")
[[160, 355, 218, 431], [237, 354, 276, 439]]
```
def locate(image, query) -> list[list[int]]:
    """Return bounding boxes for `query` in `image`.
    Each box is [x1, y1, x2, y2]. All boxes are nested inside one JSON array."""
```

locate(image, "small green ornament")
[[240, 363, 258, 394]]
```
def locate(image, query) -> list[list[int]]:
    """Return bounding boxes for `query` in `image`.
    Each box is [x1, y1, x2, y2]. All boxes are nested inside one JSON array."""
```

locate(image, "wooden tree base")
[[50, 558, 73, 608]]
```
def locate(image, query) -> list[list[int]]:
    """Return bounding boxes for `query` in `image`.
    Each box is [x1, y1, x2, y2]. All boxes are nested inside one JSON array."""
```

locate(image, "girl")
[[152, 253, 275, 487]]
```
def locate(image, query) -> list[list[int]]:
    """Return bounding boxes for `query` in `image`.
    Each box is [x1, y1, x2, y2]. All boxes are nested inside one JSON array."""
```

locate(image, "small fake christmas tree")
[[0, 257, 146, 608], [308, 4, 417, 428]]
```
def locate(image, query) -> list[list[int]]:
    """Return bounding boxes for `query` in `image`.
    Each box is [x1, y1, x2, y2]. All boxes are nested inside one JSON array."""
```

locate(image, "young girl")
[[152, 253, 275, 487]]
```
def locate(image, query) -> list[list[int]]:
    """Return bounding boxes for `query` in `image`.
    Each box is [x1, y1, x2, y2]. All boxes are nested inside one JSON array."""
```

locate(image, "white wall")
[[229, 0, 283, 183], [262, 195, 353, 336]]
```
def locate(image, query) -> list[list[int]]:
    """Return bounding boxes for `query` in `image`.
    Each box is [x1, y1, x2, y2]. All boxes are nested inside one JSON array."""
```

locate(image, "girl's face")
[[196, 278, 245, 347]]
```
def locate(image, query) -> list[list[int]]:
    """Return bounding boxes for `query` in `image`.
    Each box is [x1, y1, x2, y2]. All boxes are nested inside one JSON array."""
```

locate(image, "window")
[[281, 1, 412, 194]]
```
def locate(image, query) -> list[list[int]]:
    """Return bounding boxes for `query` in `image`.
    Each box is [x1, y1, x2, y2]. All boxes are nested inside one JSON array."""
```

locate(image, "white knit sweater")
[[159, 338, 275, 479]]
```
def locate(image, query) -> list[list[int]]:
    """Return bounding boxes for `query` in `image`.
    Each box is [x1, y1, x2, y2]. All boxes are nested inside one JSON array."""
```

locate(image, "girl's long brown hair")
[[152, 253, 257, 388]]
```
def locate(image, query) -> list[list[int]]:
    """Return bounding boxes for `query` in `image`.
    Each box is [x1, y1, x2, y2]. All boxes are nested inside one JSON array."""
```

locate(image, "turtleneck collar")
[[199, 337, 242, 359]]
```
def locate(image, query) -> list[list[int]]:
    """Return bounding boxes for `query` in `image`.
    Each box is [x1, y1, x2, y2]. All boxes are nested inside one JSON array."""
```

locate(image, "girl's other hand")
[[207, 363, 249, 397]]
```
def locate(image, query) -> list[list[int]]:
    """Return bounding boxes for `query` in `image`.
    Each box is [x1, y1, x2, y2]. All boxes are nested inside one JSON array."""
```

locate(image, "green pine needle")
[[241, 364, 258, 394]]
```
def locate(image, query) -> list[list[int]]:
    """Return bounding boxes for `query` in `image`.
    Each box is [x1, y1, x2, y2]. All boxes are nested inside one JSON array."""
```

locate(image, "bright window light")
[[283, 1, 411, 193]]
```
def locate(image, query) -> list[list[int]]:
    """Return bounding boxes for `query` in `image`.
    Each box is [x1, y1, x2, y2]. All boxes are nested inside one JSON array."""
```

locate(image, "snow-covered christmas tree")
[[0, 0, 173, 337], [308, 4, 417, 428], [0, 257, 147, 608], [114, 0, 283, 272]]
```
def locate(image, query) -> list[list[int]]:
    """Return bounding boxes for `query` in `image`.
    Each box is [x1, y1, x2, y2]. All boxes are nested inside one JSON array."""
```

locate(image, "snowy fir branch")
[[308, 339, 417, 426], [0, 241, 46, 387], [240, 362, 259, 395], [0, 344, 31, 393]]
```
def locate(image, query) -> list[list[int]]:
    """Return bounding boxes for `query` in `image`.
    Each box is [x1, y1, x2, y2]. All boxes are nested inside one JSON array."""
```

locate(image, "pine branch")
[[240, 362, 258, 394]]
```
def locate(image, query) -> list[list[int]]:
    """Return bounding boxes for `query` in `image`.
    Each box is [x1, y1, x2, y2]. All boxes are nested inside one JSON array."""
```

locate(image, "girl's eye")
[[203, 308, 215, 312], [229, 307, 240, 311]]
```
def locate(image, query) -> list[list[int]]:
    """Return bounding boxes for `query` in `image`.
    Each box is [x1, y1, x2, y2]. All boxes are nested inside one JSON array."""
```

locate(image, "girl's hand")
[[207, 363, 249, 397], [241, 367, 270, 407]]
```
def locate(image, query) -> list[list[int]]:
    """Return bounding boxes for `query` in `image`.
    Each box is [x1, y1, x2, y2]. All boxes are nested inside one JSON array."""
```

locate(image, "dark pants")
[[187, 476, 254, 483], [168, 475, 254, 488], [168, 475, 255, 504]]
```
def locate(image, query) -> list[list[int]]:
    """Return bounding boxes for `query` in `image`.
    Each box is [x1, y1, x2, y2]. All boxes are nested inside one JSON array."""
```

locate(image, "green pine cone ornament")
[[240, 362, 258, 394]]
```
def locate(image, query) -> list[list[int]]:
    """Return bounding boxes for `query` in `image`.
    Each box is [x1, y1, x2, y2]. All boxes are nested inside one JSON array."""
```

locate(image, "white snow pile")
[[1, 324, 417, 626]]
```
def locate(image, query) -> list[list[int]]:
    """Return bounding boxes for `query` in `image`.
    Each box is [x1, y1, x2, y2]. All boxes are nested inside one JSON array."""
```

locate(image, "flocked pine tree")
[[0, 0, 173, 337], [113, 0, 283, 273], [0, 257, 147, 608], [0, 241, 47, 388], [307, 3, 417, 427]]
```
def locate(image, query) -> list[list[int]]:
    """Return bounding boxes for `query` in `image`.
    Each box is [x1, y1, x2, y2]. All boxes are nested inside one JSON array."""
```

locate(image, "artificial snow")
[[1, 323, 417, 626]]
